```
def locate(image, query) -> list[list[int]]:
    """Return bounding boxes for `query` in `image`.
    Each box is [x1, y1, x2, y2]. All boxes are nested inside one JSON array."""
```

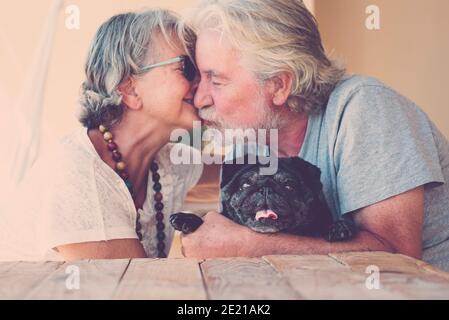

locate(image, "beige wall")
[[315, 0, 449, 138]]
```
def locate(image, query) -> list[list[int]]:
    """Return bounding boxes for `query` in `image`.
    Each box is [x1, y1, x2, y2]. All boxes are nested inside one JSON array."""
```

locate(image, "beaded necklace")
[[99, 125, 166, 258]]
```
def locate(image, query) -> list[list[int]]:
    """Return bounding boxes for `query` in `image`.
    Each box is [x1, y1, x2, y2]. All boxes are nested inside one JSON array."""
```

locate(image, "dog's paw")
[[169, 212, 204, 234], [327, 219, 356, 242]]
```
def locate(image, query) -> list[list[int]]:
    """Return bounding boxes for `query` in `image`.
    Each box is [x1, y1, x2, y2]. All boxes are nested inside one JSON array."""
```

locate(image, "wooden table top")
[[1, 251, 449, 300]]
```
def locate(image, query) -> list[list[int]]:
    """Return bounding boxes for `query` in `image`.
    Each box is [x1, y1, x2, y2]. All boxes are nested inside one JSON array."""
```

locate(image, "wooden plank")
[[263, 254, 348, 272], [200, 257, 299, 300], [329, 251, 424, 275], [329, 251, 449, 299], [2, 252, 446, 300], [329, 251, 449, 281], [113, 258, 206, 300], [376, 272, 449, 300], [26, 259, 130, 300], [0, 261, 63, 299], [418, 261, 449, 282], [264, 255, 400, 299]]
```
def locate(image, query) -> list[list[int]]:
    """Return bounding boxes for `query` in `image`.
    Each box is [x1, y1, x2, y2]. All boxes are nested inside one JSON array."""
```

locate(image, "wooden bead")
[[152, 173, 160, 182], [125, 180, 133, 191], [99, 125, 107, 133], [157, 242, 165, 251], [153, 182, 162, 192], [156, 222, 165, 231], [116, 161, 126, 171], [120, 171, 129, 180], [112, 151, 122, 162], [154, 192, 163, 202], [103, 131, 113, 141], [150, 162, 159, 172], [107, 142, 118, 151]]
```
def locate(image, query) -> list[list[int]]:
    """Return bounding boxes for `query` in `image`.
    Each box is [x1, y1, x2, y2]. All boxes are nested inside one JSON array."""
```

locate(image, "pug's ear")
[[284, 157, 323, 195], [220, 162, 247, 189], [220, 153, 252, 188], [220, 162, 247, 203]]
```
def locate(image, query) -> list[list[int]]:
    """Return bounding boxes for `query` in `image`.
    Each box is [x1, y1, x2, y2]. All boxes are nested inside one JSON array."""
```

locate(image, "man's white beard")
[[198, 99, 286, 132]]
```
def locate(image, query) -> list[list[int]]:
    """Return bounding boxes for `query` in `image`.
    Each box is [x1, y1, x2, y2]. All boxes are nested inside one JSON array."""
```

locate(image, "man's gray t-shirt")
[[299, 75, 449, 270]]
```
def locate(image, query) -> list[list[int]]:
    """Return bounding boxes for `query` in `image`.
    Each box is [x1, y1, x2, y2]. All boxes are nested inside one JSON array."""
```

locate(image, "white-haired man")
[[181, 0, 449, 271]]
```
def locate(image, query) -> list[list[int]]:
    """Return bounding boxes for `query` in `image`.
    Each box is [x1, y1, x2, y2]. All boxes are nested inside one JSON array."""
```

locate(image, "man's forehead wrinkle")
[[203, 70, 230, 80]]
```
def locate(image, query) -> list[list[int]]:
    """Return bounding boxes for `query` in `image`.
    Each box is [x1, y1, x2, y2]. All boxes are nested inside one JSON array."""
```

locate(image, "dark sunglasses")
[[137, 55, 197, 81]]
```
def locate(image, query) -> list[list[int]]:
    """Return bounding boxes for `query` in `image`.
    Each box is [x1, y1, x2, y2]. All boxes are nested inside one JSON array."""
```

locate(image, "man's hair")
[[185, 0, 345, 114], [79, 9, 195, 129]]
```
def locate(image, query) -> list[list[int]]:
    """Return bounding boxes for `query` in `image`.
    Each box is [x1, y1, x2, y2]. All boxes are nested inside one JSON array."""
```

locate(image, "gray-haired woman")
[[1, 10, 203, 261]]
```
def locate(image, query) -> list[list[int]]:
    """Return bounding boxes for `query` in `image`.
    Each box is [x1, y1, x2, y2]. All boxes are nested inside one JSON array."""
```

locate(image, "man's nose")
[[193, 78, 213, 109]]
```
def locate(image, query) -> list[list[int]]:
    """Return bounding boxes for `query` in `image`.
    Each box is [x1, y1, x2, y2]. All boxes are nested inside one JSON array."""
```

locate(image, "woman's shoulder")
[[27, 128, 98, 185], [58, 127, 98, 161]]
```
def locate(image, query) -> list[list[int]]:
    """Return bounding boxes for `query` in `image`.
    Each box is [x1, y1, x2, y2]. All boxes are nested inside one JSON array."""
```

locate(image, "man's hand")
[[180, 211, 252, 259]]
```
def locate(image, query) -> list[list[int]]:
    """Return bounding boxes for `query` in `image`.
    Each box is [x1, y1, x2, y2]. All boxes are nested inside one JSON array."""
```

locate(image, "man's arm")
[[56, 239, 147, 261], [181, 186, 424, 259]]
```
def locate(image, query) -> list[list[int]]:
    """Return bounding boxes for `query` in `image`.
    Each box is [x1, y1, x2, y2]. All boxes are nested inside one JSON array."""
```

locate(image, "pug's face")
[[221, 157, 327, 234]]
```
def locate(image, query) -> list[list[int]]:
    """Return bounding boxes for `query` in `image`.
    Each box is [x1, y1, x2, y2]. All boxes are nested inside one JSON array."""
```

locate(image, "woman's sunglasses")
[[136, 55, 197, 81]]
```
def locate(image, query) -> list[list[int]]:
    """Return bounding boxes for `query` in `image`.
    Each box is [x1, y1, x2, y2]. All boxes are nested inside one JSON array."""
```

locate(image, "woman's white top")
[[0, 127, 203, 261]]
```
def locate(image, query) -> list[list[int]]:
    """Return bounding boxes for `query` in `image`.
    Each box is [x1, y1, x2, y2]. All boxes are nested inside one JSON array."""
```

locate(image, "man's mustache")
[[198, 106, 220, 122]]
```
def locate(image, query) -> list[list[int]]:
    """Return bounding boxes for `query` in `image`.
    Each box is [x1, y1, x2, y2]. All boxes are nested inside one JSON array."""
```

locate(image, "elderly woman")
[[1, 10, 202, 261]]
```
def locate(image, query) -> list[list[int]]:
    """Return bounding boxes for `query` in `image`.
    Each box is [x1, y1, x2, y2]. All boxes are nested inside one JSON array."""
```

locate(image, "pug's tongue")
[[255, 210, 278, 221]]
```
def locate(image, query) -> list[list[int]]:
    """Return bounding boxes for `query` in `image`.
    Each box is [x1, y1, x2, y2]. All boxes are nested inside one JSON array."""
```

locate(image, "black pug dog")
[[170, 156, 356, 242]]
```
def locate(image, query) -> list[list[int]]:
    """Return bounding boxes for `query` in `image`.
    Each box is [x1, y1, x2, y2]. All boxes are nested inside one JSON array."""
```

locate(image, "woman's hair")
[[184, 0, 345, 114], [79, 9, 195, 129]]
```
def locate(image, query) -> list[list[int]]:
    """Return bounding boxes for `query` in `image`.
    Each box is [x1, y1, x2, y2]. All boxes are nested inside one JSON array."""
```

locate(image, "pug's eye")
[[241, 183, 251, 189], [285, 185, 294, 191]]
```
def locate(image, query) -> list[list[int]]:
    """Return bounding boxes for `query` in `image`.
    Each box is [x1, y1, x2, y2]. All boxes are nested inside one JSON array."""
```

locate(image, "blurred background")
[[315, 0, 449, 139]]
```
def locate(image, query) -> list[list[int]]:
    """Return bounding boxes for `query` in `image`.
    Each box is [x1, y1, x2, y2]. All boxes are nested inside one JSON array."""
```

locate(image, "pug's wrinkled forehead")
[[237, 166, 296, 184], [221, 153, 324, 195]]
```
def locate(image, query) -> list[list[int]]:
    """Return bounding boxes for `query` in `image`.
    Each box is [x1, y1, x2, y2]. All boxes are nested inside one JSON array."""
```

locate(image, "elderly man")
[[181, 0, 449, 271]]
